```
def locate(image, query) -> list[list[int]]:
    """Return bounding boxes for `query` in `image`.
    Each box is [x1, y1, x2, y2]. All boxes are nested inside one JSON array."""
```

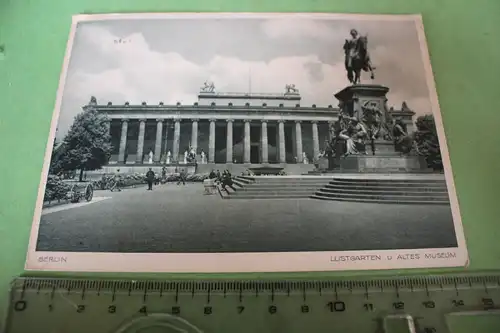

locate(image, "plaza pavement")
[[36, 182, 458, 253]]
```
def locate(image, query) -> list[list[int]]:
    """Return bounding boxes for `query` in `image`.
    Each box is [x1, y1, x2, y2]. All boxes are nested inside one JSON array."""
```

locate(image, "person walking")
[[146, 168, 155, 190], [177, 168, 186, 185], [110, 169, 122, 192], [161, 166, 167, 184]]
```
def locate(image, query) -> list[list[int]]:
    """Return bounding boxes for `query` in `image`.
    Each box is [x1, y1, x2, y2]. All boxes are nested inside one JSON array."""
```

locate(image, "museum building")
[[88, 85, 415, 174]]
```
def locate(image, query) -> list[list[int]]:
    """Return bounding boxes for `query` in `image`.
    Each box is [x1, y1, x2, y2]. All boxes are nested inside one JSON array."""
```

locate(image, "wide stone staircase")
[[220, 176, 331, 199], [311, 177, 450, 205]]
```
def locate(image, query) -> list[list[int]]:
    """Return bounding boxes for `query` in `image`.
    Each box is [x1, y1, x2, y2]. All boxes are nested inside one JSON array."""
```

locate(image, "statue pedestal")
[[339, 155, 428, 173], [369, 140, 400, 156], [312, 84, 428, 174], [334, 84, 390, 120], [316, 157, 330, 170]]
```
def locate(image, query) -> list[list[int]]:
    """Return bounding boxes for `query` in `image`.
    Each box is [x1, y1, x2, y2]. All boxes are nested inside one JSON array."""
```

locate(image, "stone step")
[[253, 178, 332, 183], [311, 169, 437, 174], [234, 177, 255, 184], [331, 178, 446, 185], [232, 179, 250, 188], [324, 184, 447, 192], [217, 186, 230, 199], [245, 182, 328, 188], [232, 189, 316, 195], [238, 175, 255, 179], [330, 181, 446, 188], [241, 187, 323, 192], [318, 188, 449, 197], [224, 194, 313, 199], [310, 194, 450, 205], [313, 191, 449, 202], [218, 183, 247, 198]]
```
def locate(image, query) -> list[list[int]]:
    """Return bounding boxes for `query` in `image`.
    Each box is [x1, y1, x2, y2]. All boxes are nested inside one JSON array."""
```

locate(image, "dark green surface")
[[1, 0, 500, 324]]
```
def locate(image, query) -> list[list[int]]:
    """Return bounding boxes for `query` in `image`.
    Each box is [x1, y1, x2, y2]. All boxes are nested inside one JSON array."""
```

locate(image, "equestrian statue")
[[343, 29, 376, 85]]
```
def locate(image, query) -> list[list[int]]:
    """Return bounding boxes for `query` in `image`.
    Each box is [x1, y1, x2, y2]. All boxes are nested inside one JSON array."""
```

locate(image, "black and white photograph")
[[26, 13, 467, 272]]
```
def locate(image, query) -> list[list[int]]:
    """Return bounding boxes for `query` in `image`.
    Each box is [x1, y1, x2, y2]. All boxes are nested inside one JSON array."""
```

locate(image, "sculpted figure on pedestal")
[[166, 151, 172, 164], [285, 84, 299, 94], [200, 81, 215, 93], [392, 118, 413, 155], [148, 150, 154, 164], [343, 29, 376, 84], [338, 117, 368, 157]]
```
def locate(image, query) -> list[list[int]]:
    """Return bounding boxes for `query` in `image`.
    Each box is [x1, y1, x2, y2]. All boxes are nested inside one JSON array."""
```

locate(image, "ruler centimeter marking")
[[5, 274, 500, 333]]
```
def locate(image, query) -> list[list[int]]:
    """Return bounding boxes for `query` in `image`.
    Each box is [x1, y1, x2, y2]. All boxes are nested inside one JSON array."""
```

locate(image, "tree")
[[413, 114, 443, 171], [53, 108, 112, 181]]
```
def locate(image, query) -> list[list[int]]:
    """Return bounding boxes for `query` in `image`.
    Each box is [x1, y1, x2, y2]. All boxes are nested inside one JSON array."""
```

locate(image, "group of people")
[[106, 167, 188, 193], [147, 167, 188, 190], [208, 169, 236, 192]]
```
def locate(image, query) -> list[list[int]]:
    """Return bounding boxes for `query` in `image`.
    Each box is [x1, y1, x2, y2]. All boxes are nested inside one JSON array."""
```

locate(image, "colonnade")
[[115, 118, 323, 164]]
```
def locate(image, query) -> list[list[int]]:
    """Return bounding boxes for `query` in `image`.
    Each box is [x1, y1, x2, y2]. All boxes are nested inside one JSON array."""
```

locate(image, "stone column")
[[191, 119, 198, 153], [226, 119, 233, 163], [136, 119, 146, 164], [261, 120, 268, 164], [208, 119, 216, 163], [173, 119, 181, 163], [312, 121, 320, 161], [278, 120, 286, 163], [154, 119, 163, 163], [244, 120, 251, 164], [118, 119, 128, 163], [295, 120, 303, 163]]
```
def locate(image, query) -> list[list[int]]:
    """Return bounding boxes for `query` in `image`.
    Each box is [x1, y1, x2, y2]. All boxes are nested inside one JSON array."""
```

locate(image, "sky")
[[56, 15, 433, 139]]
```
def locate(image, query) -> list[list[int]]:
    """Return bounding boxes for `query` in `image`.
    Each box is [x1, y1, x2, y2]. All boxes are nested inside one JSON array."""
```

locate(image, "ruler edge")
[[8, 271, 500, 293], [5, 272, 500, 332]]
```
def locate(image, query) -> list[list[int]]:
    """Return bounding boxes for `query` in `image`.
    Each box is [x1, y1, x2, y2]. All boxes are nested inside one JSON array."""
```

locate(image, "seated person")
[[220, 170, 237, 192]]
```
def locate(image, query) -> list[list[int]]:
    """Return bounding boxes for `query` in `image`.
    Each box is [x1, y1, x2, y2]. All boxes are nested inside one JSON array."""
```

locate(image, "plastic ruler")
[[4, 273, 500, 333]]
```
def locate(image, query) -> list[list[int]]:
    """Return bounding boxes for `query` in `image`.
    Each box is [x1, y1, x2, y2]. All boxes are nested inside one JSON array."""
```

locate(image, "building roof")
[[198, 91, 301, 101]]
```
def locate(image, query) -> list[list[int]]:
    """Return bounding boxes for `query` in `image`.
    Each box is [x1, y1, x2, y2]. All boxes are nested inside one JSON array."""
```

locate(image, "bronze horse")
[[344, 35, 376, 85]]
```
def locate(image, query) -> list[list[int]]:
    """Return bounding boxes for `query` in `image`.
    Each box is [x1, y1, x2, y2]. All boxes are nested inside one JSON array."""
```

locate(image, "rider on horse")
[[345, 29, 360, 69], [344, 29, 375, 84]]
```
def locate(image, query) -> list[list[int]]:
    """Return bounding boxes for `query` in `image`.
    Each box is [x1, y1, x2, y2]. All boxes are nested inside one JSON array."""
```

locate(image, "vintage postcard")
[[26, 13, 468, 272]]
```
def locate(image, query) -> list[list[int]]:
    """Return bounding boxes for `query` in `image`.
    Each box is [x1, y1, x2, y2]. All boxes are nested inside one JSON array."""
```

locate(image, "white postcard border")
[[25, 12, 469, 273]]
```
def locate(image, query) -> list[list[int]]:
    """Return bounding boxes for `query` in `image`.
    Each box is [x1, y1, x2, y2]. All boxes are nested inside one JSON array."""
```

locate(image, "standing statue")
[[148, 150, 154, 164], [166, 150, 172, 164], [200, 150, 207, 164], [302, 152, 309, 164], [183, 150, 188, 164], [343, 29, 376, 84], [187, 146, 196, 163], [361, 100, 385, 155]]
